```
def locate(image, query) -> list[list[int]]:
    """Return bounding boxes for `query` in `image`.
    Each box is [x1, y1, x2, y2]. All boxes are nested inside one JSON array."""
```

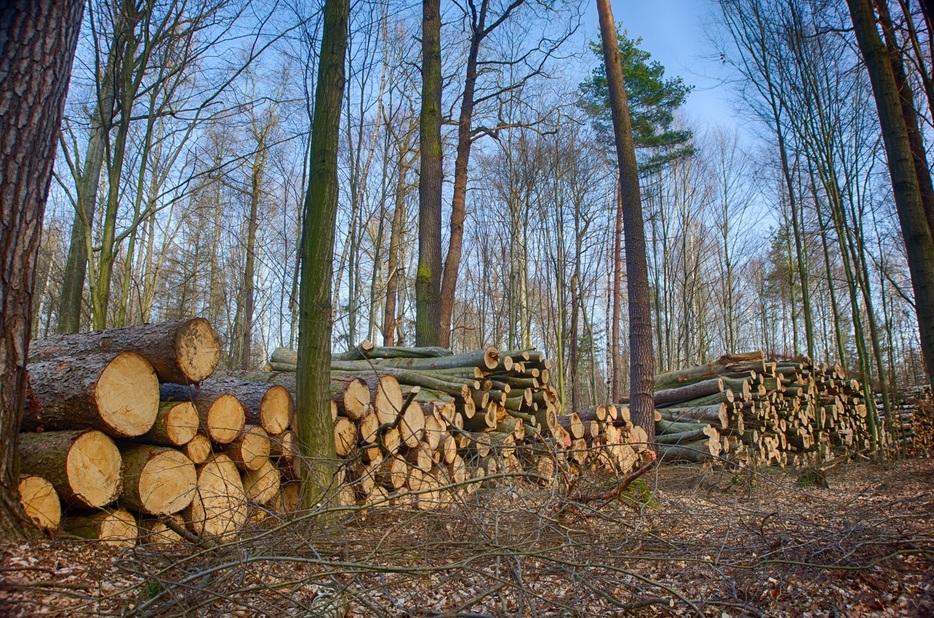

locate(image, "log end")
[[175, 318, 221, 383], [18, 475, 61, 530], [95, 352, 160, 437], [68, 430, 123, 508]]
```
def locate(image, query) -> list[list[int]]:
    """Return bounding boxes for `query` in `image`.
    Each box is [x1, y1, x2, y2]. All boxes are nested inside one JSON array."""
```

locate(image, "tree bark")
[[295, 0, 348, 508], [0, 0, 84, 539], [415, 0, 443, 346], [30, 318, 221, 385], [847, 0, 934, 387], [596, 0, 656, 442]]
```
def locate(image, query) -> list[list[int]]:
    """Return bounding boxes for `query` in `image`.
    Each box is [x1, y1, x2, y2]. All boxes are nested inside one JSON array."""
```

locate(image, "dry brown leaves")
[[1, 458, 931, 617]]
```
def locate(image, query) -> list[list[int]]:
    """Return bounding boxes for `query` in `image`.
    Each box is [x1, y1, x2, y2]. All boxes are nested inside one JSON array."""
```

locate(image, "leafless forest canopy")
[[37, 0, 934, 409]]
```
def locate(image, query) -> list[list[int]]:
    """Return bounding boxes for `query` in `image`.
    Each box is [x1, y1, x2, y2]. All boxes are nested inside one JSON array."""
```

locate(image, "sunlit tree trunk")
[[596, 0, 655, 442], [295, 0, 348, 508], [0, 0, 84, 537]]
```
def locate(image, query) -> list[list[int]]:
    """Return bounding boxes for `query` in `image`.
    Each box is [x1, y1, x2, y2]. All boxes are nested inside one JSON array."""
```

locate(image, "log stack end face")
[[68, 430, 123, 508], [95, 352, 160, 437], [175, 318, 221, 384]]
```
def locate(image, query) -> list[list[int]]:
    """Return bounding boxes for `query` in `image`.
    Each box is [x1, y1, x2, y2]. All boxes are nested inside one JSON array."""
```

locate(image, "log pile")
[[257, 344, 650, 507], [649, 352, 883, 466], [889, 386, 934, 457], [17, 322, 649, 544]]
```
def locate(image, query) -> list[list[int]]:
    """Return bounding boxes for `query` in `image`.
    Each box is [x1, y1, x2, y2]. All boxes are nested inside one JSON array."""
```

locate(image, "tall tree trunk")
[[437, 28, 481, 349], [596, 0, 656, 443], [847, 0, 934, 386], [874, 0, 934, 238], [0, 0, 84, 538], [415, 0, 443, 346], [295, 0, 348, 508], [611, 180, 624, 402], [56, 6, 130, 334]]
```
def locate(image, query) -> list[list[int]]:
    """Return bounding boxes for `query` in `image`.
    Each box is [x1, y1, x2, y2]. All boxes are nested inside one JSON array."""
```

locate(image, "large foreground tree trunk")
[[0, 0, 85, 538], [596, 0, 656, 444], [847, 0, 934, 387], [295, 0, 348, 509], [415, 0, 443, 347]]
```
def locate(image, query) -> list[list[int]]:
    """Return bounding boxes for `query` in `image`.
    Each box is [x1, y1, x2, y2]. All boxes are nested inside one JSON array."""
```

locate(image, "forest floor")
[[1, 457, 931, 617]]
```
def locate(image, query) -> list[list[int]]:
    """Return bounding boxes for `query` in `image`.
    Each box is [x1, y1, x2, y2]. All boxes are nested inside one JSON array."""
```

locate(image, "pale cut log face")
[[139, 450, 197, 515], [176, 318, 221, 383], [260, 385, 292, 434], [95, 352, 159, 437], [167, 402, 199, 445], [18, 476, 61, 529], [67, 431, 122, 508], [100, 510, 137, 547], [206, 395, 246, 444]]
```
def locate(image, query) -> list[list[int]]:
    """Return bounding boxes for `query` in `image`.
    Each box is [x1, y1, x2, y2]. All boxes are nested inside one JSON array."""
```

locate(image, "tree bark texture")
[[30, 318, 221, 384], [596, 0, 656, 442], [296, 0, 348, 508], [0, 0, 84, 537], [415, 0, 443, 347], [847, 0, 934, 387]]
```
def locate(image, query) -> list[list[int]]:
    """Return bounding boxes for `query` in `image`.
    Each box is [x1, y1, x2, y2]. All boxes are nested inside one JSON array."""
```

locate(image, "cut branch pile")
[[891, 385, 934, 457], [648, 351, 884, 466], [18, 323, 650, 544]]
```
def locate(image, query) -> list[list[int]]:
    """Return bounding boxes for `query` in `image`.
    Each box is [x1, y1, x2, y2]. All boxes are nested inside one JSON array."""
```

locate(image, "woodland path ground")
[[1, 457, 931, 617]]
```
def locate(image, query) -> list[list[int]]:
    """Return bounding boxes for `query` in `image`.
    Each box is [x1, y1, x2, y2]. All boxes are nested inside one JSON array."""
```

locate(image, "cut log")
[[140, 401, 199, 447], [30, 318, 220, 384], [159, 384, 246, 445], [23, 352, 159, 438], [184, 453, 248, 541], [399, 400, 426, 448], [242, 459, 280, 504], [656, 440, 715, 463], [658, 404, 729, 428], [331, 375, 370, 420], [193, 378, 292, 435], [61, 509, 137, 547], [19, 430, 122, 509], [18, 475, 60, 530], [225, 425, 271, 471], [184, 433, 212, 465], [653, 378, 724, 407], [333, 416, 356, 457], [120, 444, 197, 515]]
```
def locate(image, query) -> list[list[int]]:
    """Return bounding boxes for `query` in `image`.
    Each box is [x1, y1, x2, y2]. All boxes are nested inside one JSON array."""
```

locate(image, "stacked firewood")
[[17, 322, 650, 544], [17, 318, 296, 546], [649, 352, 881, 466], [260, 344, 650, 507], [890, 386, 934, 456]]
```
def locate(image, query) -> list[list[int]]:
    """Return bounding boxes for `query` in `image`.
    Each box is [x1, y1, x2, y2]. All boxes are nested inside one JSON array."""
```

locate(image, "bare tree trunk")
[[295, 0, 348, 508], [596, 0, 655, 442], [57, 5, 131, 334], [415, 0, 443, 347], [847, 0, 934, 386], [874, 0, 934, 238], [0, 0, 84, 538], [611, 180, 624, 402]]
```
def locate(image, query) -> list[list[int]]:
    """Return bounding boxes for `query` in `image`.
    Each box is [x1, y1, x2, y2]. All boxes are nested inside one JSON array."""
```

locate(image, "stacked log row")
[[19, 324, 648, 543], [260, 344, 650, 508], [888, 386, 934, 457], [647, 352, 882, 466], [16, 319, 252, 543]]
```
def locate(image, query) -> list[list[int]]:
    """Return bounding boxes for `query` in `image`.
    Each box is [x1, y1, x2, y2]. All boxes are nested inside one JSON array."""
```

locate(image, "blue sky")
[[581, 0, 742, 134]]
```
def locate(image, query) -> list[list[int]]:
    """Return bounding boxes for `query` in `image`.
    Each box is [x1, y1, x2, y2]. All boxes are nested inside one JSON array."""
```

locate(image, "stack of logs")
[[890, 386, 934, 457], [16, 318, 300, 546], [16, 321, 650, 545], [257, 344, 650, 507], [644, 352, 885, 466]]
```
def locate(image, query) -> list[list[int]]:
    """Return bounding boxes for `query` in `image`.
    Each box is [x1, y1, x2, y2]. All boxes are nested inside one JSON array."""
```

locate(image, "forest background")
[[36, 0, 934, 416]]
